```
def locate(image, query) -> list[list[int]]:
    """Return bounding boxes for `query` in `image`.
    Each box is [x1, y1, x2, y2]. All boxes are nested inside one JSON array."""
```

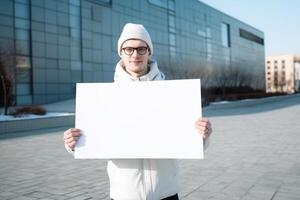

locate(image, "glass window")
[[70, 28, 80, 38], [169, 46, 176, 57], [168, 15, 175, 33], [70, 15, 80, 28], [16, 84, 31, 95], [221, 22, 230, 47], [16, 56, 31, 68], [15, 40, 30, 55], [169, 33, 176, 46], [82, 30, 92, 39], [70, 47, 81, 60], [45, 10, 57, 25], [15, 0, 29, 4], [92, 5, 102, 21], [197, 29, 206, 37], [15, 28, 29, 41], [15, 3, 29, 19], [15, 18, 29, 29], [168, 0, 175, 11], [87, 0, 111, 6], [206, 27, 211, 38], [16, 56, 31, 83], [149, 0, 168, 9], [70, 0, 80, 6], [71, 61, 82, 70], [239, 28, 264, 45], [207, 42, 212, 61], [70, 5, 80, 16]]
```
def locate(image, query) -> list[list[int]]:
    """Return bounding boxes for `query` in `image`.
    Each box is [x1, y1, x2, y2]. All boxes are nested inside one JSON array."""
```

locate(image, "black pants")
[[111, 193, 179, 200], [161, 194, 179, 200]]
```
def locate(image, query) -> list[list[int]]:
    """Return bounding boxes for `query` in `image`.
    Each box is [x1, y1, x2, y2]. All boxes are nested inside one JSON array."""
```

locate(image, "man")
[[64, 23, 212, 200]]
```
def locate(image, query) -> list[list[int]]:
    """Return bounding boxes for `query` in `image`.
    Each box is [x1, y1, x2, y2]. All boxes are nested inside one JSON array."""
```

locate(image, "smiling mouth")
[[130, 61, 142, 63]]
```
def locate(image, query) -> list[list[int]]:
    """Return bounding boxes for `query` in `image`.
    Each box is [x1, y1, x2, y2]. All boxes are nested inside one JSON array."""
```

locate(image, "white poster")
[[75, 79, 203, 159]]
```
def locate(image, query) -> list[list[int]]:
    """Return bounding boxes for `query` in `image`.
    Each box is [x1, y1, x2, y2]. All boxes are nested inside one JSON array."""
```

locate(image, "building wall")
[[295, 61, 300, 92], [265, 55, 298, 94], [0, 0, 265, 106]]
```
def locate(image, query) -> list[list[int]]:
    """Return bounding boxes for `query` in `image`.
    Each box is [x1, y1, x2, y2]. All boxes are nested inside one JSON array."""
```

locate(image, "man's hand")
[[63, 128, 81, 151], [195, 118, 212, 143]]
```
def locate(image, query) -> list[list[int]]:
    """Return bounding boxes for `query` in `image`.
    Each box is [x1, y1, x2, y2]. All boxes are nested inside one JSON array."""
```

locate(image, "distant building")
[[265, 55, 300, 94], [0, 0, 265, 106]]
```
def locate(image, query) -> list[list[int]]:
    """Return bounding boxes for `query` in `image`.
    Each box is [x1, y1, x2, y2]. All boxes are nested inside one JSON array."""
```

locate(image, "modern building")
[[0, 0, 265, 106], [265, 55, 300, 94]]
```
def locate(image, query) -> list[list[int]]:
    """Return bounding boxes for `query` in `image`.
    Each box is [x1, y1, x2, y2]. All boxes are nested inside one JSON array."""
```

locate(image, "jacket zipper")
[[149, 160, 153, 200], [142, 159, 147, 200], [142, 159, 154, 200]]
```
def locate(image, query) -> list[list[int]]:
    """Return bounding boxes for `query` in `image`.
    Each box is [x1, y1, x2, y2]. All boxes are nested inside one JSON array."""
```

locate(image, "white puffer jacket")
[[109, 60, 179, 200]]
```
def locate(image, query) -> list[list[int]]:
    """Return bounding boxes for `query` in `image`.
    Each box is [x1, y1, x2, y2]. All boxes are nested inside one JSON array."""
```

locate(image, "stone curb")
[[204, 93, 300, 111], [0, 115, 75, 136]]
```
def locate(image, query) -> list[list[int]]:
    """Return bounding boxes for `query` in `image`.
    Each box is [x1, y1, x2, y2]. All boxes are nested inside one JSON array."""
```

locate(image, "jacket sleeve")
[[203, 136, 210, 151], [65, 144, 75, 156]]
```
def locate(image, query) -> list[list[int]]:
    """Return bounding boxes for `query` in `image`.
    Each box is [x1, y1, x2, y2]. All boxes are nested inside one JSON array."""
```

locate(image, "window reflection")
[[221, 23, 230, 47], [16, 84, 31, 95], [169, 46, 176, 57], [168, 0, 175, 11], [168, 15, 175, 33], [15, 29, 29, 41], [15, 40, 30, 55], [70, 15, 80, 28], [71, 61, 82, 70], [16, 56, 30, 68], [15, 3, 29, 19], [70, 47, 81, 61], [150, 0, 167, 8], [15, 0, 29, 4], [70, 0, 80, 6], [16, 56, 31, 83], [169, 33, 176, 46], [70, 5, 80, 16], [15, 18, 29, 29], [70, 28, 80, 38]]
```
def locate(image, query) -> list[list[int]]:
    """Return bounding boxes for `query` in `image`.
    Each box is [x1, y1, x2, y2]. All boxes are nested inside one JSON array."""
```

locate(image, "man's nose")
[[131, 49, 139, 57]]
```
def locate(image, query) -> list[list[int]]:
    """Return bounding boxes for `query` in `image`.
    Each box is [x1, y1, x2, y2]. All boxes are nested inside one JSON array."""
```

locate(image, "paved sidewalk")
[[0, 95, 300, 200]]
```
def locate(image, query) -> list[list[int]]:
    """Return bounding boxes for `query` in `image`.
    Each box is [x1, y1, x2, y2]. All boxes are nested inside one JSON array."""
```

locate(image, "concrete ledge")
[[0, 115, 75, 136], [205, 93, 300, 110]]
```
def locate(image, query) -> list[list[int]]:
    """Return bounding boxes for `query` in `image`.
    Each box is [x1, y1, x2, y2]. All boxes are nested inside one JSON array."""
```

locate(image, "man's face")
[[120, 39, 150, 78]]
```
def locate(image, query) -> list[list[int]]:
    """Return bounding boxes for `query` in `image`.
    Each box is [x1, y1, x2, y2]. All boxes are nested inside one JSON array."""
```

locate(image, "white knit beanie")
[[118, 23, 153, 57]]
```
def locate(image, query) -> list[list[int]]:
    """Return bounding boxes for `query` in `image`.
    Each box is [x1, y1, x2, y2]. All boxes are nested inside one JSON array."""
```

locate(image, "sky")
[[199, 0, 300, 56]]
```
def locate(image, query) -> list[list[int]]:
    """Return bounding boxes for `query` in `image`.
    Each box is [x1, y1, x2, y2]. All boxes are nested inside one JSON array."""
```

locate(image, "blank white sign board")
[[75, 79, 203, 159]]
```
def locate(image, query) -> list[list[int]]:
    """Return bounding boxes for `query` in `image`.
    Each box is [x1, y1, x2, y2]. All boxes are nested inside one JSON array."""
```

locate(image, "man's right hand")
[[63, 128, 81, 151]]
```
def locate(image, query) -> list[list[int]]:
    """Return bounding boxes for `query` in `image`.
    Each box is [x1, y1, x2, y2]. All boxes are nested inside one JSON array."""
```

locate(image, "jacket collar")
[[114, 60, 165, 82]]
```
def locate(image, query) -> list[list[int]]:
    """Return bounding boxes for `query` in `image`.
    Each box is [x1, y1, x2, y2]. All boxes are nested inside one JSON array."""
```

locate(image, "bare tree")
[[0, 41, 16, 115]]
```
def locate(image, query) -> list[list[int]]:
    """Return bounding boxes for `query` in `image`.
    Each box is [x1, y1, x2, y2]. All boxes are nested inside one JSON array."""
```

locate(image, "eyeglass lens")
[[122, 47, 148, 55]]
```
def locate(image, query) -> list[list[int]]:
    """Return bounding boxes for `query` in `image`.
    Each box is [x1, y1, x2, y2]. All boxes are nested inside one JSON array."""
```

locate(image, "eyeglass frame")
[[121, 46, 149, 56]]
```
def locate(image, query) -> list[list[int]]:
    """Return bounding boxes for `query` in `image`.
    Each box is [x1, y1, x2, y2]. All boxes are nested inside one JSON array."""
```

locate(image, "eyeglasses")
[[121, 47, 149, 55]]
